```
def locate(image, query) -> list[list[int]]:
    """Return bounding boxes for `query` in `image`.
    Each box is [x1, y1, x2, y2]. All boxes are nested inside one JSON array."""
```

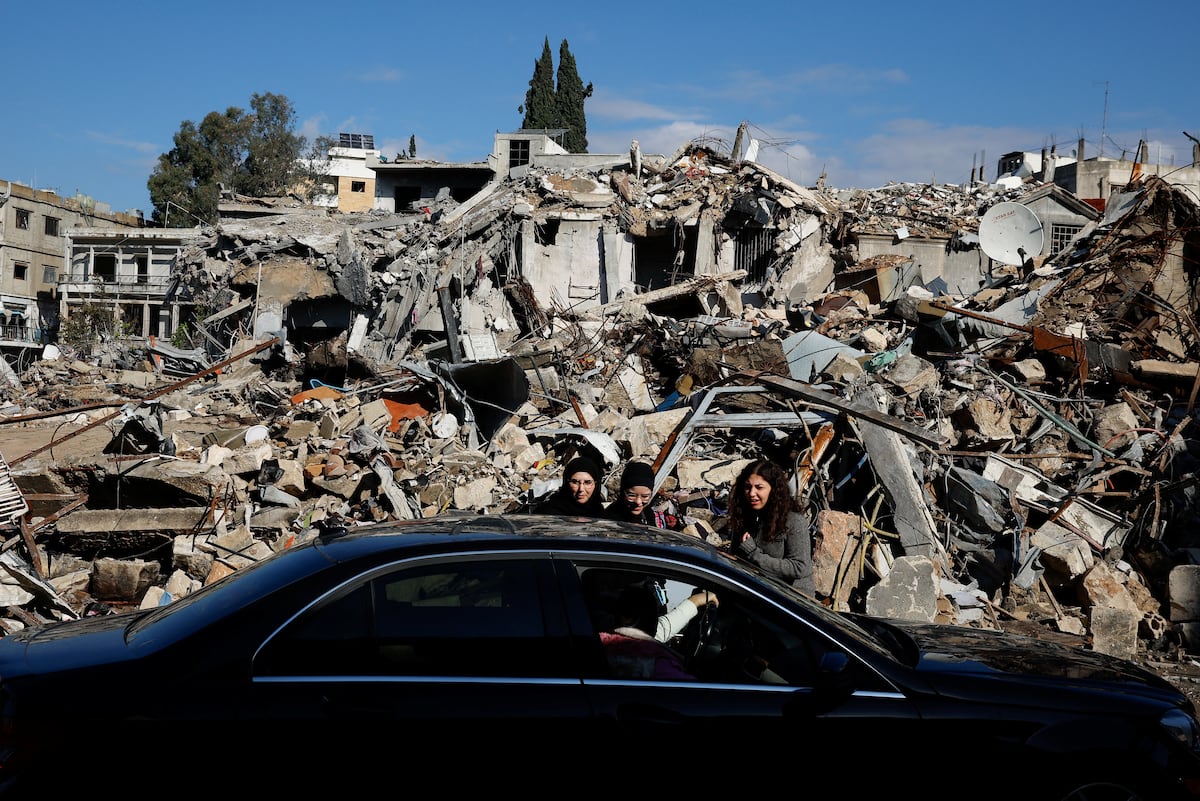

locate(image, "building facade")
[[0, 180, 144, 353], [59, 227, 203, 345]]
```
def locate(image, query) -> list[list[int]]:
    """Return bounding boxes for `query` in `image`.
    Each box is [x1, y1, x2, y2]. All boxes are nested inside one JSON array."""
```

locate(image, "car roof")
[[310, 512, 725, 565]]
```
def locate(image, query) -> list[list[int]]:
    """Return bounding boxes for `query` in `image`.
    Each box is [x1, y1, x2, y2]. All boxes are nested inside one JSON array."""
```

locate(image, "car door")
[[247, 550, 594, 743], [557, 552, 925, 766]]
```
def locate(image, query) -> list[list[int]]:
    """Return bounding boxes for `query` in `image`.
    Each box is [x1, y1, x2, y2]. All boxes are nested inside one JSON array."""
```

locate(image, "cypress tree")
[[555, 39, 590, 153], [521, 37, 557, 131]]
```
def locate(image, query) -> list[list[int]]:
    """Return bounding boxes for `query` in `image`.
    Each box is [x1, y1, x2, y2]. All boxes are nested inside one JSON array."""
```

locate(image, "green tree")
[[555, 39, 591, 153], [520, 37, 558, 131], [147, 92, 309, 226], [241, 92, 305, 197], [408, 134, 417, 158]]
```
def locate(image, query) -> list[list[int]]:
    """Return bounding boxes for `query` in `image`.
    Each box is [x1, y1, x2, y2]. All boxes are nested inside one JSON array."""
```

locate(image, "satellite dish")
[[979, 202, 1044, 266]]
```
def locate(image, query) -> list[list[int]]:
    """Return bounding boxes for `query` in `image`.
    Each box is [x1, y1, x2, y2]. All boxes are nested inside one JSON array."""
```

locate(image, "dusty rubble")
[[1, 143, 1200, 691]]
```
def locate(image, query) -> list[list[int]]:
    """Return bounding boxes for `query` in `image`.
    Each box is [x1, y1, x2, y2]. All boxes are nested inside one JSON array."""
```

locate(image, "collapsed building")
[[0, 139, 1199, 678]]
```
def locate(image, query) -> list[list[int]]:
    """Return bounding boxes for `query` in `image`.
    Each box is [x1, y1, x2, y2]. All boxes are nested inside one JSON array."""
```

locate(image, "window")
[[42, 265, 56, 284], [136, 256, 149, 284], [1050, 223, 1083, 256], [351, 181, 366, 193], [15, 209, 29, 230], [509, 139, 530, 170], [575, 560, 860, 689], [44, 217, 59, 236], [256, 558, 554, 678], [13, 263, 27, 281], [94, 254, 117, 282], [735, 227, 775, 283]]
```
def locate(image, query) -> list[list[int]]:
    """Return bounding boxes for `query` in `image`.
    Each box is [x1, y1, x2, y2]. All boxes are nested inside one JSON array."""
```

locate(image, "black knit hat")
[[620, 461, 655, 491]]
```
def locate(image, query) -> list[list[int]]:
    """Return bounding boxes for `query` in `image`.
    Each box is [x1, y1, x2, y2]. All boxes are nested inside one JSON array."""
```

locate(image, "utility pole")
[[1095, 80, 1109, 157]]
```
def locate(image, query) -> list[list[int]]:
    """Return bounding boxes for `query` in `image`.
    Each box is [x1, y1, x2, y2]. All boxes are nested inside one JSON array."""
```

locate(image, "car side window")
[[576, 562, 838, 687], [256, 558, 558, 678]]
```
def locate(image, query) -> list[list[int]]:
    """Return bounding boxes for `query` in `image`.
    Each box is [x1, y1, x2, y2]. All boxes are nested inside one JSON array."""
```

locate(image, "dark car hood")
[[878, 618, 1181, 703]]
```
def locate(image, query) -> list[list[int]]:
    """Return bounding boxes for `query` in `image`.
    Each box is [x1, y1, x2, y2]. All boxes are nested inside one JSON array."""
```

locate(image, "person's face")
[[744, 473, 772, 511], [623, 484, 653, 514], [567, 471, 596, 504]]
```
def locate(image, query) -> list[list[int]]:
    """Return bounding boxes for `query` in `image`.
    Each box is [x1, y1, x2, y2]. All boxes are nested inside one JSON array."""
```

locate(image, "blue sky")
[[4, 0, 1195, 217]]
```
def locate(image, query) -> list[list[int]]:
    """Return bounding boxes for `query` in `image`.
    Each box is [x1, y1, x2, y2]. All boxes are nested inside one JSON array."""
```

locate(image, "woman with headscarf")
[[604, 460, 660, 527], [535, 455, 606, 516], [725, 458, 815, 597]]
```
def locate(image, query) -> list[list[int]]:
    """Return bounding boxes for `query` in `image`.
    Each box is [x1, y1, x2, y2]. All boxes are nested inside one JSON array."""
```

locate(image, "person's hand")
[[689, 591, 717, 608], [741, 533, 751, 544]]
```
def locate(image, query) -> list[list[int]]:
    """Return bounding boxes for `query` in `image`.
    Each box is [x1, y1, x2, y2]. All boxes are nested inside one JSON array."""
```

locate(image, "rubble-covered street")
[[4, 142, 1200, 708]]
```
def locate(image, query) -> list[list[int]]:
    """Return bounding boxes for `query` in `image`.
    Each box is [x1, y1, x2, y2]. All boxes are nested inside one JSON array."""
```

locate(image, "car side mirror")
[[784, 651, 856, 718]]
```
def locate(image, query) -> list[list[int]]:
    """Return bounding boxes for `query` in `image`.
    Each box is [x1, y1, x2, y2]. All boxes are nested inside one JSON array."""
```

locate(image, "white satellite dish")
[[979, 202, 1044, 266]]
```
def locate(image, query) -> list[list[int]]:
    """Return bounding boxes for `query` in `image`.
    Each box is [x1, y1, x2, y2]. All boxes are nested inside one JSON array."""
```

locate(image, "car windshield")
[[716, 548, 915, 664]]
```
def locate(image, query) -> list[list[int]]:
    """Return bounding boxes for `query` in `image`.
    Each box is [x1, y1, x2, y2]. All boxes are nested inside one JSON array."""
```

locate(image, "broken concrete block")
[[674, 458, 752, 495], [612, 358, 656, 413], [164, 568, 200, 600], [274, 458, 307, 497], [511, 443, 547, 473], [319, 409, 341, 439], [822, 352, 865, 383], [91, 557, 161, 602], [173, 534, 215, 581], [1008, 358, 1047, 383], [1078, 560, 1139, 613], [813, 509, 862, 610], [864, 555, 939, 622], [1089, 605, 1140, 660], [283, 419, 319, 445], [1168, 565, 1200, 622], [491, 422, 532, 454], [624, 408, 689, 461], [222, 440, 274, 476], [1032, 521, 1094, 579], [881, 354, 938, 396], [1091, 401, 1138, 451], [454, 476, 497, 510], [140, 586, 168, 609], [48, 569, 90, 601], [858, 327, 889, 353]]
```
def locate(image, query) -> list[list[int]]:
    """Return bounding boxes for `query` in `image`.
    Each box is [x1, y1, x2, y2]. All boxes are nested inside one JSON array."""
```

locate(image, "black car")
[[1, 513, 1198, 799]]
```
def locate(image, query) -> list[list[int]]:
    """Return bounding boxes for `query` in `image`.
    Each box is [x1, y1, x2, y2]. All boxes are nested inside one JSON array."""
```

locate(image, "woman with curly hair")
[[726, 459, 814, 597]]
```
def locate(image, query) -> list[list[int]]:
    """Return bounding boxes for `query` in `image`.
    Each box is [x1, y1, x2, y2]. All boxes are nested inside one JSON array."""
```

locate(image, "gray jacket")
[[737, 510, 815, 597]]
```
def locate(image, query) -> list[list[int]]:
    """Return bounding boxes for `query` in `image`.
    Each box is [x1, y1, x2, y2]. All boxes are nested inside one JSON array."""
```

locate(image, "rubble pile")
[[1, 141, 1199, 675]]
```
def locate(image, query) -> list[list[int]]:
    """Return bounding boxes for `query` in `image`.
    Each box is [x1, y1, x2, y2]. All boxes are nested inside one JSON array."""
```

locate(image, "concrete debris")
[[0, 143, 1199, 680]]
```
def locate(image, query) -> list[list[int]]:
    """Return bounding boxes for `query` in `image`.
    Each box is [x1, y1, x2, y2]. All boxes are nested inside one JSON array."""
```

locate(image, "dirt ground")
[[0, 418, 119, 466]]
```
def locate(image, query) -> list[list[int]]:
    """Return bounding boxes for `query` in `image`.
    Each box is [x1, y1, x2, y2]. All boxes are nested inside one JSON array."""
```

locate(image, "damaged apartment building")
[[2, 129, 1200, 692]]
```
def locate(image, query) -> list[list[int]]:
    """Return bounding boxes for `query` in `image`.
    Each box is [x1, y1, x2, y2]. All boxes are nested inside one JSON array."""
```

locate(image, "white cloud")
[[84, 131, 158, 154], [358, 66, 403, 83]]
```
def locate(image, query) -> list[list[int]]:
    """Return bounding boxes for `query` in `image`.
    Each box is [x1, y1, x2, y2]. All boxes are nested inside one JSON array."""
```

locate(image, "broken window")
[[44, 216, 59, 237], [136, 256, 149, 284], [535, 218, 560, 246], [351, 181, 366, 193], [1050, 223, 1083, 256], [735, 227, 776, 283], [15, 209, 29, 230], [42, 264, 55, 284], [509, 139, 530, 170], [94, 253, 117, 282], [394, 186, 421, 211], [13, 262, 27, 281]]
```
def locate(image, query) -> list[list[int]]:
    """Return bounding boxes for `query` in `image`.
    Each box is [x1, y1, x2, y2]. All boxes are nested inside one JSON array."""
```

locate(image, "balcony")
[[57, 275, 174, 297]]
